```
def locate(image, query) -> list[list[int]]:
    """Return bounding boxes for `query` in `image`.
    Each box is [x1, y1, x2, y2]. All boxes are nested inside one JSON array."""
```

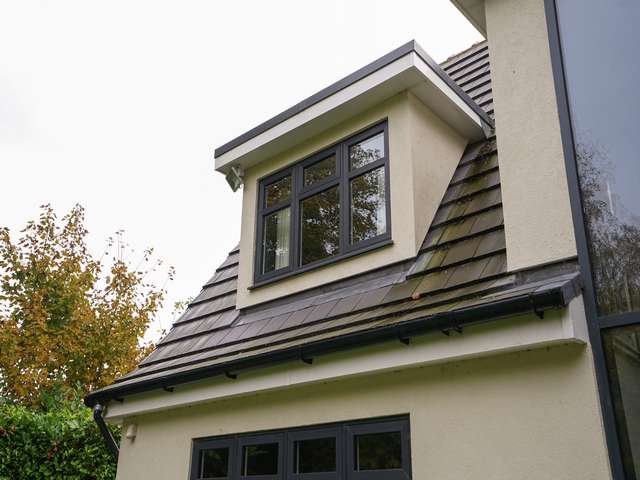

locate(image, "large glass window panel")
[[200, 447, 230, 479], [304, 155, 336, 187], [293, 437, 336, 474], [350, 167, 387, 244], [556, 0, 640, 317], [301, 187, 340, 265], [265, 176, 291, 208], [242, 443, 279, 476], [354, 431, 402, 471], [349, 133, 384, 170], [262, 208, 290, 273], [603, 325, 640, 479]]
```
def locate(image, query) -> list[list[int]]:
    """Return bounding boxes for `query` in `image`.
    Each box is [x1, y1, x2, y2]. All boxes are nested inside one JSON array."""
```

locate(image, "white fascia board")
[[104, 298, 588, 422], [214, 51, 488, 174], [450, 0, 487, 36]]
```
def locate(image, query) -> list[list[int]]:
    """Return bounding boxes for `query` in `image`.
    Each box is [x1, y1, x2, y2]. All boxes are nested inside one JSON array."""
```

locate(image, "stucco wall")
[[236, 91, 466, 308], [115, 344, 610, 480], [484, 0, 577, 271]]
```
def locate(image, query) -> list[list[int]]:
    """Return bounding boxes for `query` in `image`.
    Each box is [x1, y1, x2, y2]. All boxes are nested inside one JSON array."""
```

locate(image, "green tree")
[[0, 204, 172, 408]]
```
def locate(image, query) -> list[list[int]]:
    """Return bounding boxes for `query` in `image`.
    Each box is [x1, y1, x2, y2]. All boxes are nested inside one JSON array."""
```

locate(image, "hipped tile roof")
[[86, 42, 579, 403]]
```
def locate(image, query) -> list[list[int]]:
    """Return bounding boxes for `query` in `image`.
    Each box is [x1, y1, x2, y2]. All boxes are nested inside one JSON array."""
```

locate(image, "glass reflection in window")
[[354, 431, 402, 471], [350, 167, 386, 245], [200, 447, 229, 479], [556, 0, 640, 317], [262, 208, 290, 274], [301, 187, 340, 265], [349, 133, 384, 170], [265, 176, 291, 208], [293, 437, 336, 474], [242, 443, 279, 476], [603, 325, 640, 479], [304, 155, 336, 187]]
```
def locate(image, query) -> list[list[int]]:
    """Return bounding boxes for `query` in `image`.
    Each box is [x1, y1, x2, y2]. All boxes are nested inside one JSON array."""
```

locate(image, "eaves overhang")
[[450, 0, 487, 36], [213, 40, 494, 174], [84, 282, 573, 408]]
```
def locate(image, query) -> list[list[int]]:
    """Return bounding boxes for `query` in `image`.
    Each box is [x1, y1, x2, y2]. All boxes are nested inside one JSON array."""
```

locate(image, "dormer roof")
[[214, 40, 494, 175]]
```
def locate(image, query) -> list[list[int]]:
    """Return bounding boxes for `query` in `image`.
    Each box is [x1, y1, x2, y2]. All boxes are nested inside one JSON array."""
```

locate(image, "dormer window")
[[255, 121, 391, 284]]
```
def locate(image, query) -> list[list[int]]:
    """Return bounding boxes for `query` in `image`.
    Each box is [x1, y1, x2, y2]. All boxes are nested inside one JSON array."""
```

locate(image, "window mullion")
[[339, 142, 349, 255], [292, 165, 301, 269]]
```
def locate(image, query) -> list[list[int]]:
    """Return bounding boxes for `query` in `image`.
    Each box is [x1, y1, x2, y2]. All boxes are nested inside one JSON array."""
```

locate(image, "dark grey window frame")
[[254, 121, 392, 287], [543, 1, 640, 478], [190, 436, 236, 480], [345, 419, 411, 480], [287, 426, 343, 480], [189, 416, 411, 480], [238, 433, 285, 480]]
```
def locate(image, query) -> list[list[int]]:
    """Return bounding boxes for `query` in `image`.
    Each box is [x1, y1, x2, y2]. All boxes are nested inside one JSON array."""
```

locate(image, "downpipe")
[[93, 404, 119, 460]]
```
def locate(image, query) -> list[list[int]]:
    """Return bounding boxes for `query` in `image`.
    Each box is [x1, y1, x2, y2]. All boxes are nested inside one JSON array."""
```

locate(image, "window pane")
[[294, 437, 336, 474], [354, 431, 401, 471], [603, 325, 640, 478], [242, 443, 279, 476], [263, 208, 290, 274], [350, 167, 386, 244], [265, 176, 291, 208], [556, 0, 640, 316], [200, 447, 229, 479], [349, 132, 384, 170], [301, 187, 340, 265], [304, 155, 336, 187]]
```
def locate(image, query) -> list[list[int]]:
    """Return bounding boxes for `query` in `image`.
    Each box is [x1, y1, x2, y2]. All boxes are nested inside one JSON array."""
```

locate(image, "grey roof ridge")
[[441, 41, 488, 69], [214, 40, 493, 159]]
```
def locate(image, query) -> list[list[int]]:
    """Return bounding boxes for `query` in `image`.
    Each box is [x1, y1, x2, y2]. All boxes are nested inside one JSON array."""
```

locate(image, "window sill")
[[249, 238, 394, 291]]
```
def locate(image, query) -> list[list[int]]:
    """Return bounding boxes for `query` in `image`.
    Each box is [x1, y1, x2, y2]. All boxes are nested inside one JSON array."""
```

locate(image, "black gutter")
[[84, 283, 572, 408], [93, 404, 119, 459], [213, 40, 493, 158]]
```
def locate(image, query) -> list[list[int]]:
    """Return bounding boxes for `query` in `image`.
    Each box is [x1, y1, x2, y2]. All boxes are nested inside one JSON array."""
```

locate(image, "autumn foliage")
[[0, 204, 172, 408]]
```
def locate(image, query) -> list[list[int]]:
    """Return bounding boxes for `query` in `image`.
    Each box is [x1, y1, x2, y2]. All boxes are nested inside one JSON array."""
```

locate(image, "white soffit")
[[450, 0, 487, 36], [214, 42, 492, 173]]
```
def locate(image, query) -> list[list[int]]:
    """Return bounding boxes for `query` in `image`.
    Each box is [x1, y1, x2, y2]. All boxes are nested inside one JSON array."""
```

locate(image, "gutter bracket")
[[225, 371, 238, 380], [163, 386, 174, 393], [398, 335, 411, 346], [301, 354, 313, 365], [529, 293, 545, 319]]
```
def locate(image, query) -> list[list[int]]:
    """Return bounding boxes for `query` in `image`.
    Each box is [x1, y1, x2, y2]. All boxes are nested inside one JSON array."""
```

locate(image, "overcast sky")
[[0, 0, 482, 340]]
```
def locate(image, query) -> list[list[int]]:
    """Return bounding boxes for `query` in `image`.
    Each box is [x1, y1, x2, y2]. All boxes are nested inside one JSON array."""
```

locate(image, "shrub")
[[0, 399, 119, 480]]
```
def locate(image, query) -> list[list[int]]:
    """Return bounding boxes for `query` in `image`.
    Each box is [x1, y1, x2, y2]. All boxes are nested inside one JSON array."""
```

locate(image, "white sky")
[[0, 0, 482, 340]]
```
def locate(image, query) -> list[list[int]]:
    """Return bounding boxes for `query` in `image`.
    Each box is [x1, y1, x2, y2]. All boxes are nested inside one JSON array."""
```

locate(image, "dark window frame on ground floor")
[[190, 416, 411, 480]]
